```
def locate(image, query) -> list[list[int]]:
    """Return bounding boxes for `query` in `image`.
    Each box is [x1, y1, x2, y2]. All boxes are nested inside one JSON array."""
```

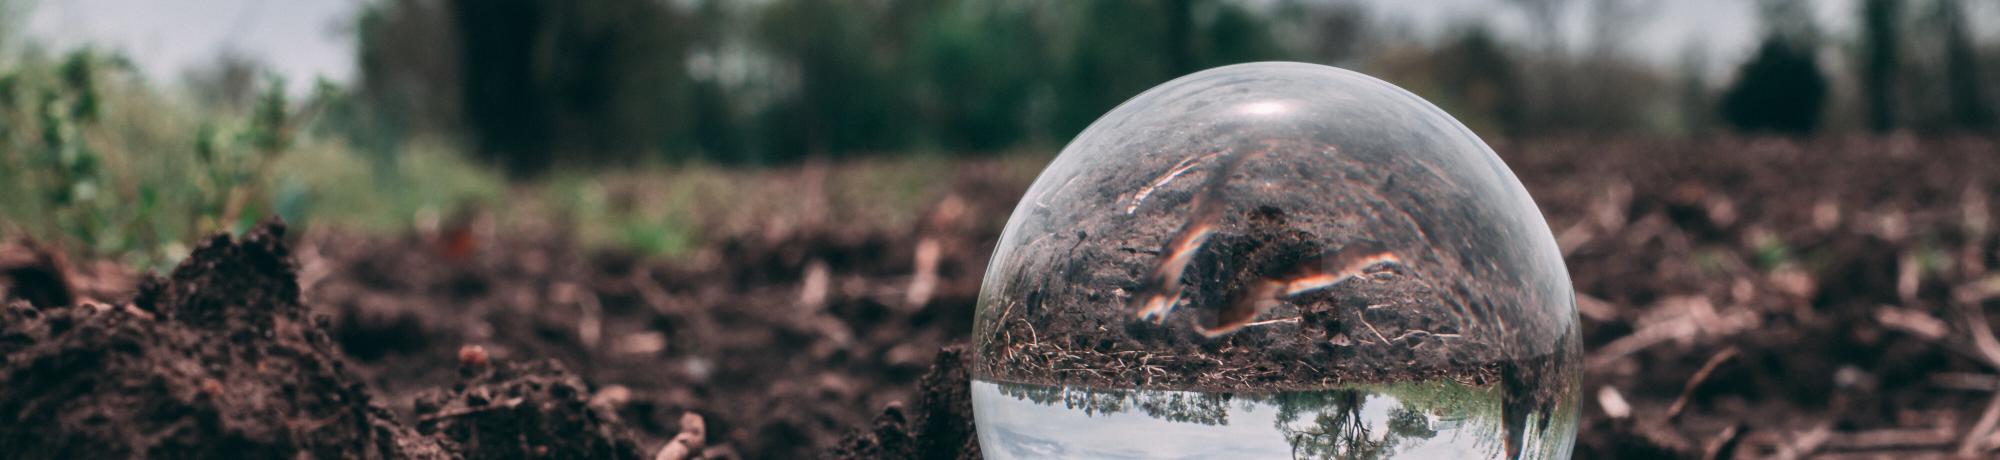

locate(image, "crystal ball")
[[971, 62, 1579, 459]]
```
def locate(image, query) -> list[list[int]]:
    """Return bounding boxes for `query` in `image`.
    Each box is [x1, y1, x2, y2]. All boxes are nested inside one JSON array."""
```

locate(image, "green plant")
[[188, 76, 301, 236], [16, 51, 110, 252], [0, 48, 476, 271]]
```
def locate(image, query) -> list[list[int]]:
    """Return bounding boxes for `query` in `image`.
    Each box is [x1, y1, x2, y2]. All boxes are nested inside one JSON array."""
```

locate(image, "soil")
[[1, 222, 447, 458], [413, 359, 647, 459], [2, 137, 2000, 459]]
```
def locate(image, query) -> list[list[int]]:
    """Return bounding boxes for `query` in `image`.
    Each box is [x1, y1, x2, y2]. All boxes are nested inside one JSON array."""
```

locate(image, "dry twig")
[[1951, 294, 2000, 455], [1667, 346, 1740, 422], [1931, 372, 2000, 391], [1774, 422, 1833, 460], [1876, 305, 1949, 340], [1701, 423, 1746, 460], [1824, 425, 1957, 451], [1962, 384, 2000, 456]]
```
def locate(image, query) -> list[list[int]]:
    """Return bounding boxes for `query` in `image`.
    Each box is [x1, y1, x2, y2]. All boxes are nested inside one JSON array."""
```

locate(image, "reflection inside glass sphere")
[[971, 62, 1581, 459], [973, 380, 1574, 460]]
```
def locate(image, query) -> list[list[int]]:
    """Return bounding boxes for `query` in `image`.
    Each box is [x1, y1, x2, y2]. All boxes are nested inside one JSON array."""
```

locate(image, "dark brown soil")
[[0, 222, 447, 459], [293, 161, 1022, 459], [413, 359, 646, 459], [824, 346, 978, 459], [4, 137, 2000, 459]]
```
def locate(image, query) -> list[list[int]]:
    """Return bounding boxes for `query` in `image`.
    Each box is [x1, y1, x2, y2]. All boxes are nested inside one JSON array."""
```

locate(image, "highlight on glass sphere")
[[969, 62, 1580, 459]]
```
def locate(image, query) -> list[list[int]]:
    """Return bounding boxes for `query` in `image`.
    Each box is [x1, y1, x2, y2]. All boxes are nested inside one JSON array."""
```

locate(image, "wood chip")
[[904, 238, 940, 308], [1702, 423, 1747, 460], [654, 411, 706, 460], [798, 259, 830, 311], [1597, 386, 1632, 419], [1876, 306, 1948, 340]]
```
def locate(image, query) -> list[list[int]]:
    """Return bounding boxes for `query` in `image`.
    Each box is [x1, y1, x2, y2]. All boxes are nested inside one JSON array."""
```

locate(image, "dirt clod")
[[416, 359, 646, 459], [457, 344, 490, 370], [0, 220, 441, 459], [0, 239, 76, 308], [826, 345, 978, 460]]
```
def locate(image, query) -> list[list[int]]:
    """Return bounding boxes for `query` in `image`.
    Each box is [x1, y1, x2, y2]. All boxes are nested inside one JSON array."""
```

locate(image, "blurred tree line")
[[346, 0, 2000, 176]]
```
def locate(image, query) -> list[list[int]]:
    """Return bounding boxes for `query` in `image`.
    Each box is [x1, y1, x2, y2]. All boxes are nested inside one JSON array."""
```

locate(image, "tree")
[[1501, 0, 1574, 134], [1436, 27, 1528, 136], [352, 0, 458, 148], [1048, 0, 1286, 139], [356, 0, 692, 176], [454, 0, 690, 175], [1722, 3, 1828, 136], [1721, 37, 1828, 135], [1860, 0, 1900, 132], [1292, 1, 1372, 66], [1937, 0, 1991, 131], [753, 0, 926, 160], [911, 1, 1049, 152]]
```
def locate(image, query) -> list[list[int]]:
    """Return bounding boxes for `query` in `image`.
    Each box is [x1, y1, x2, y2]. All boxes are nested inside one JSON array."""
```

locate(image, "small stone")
[[458, 344, 490, 369]]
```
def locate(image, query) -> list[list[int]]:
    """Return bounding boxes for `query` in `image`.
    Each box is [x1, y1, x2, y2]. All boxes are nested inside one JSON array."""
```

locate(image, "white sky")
[[1349, 0, 1847, 74], [24, 0, 356, 91], [17, 0, 1990, 93]]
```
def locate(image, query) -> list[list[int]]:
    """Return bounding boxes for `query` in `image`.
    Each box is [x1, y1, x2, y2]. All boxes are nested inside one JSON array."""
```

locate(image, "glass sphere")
[[971, 62, 1579, 459]]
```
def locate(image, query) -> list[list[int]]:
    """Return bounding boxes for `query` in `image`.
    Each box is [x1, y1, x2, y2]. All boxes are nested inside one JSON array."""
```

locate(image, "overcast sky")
[[25, 0, 356, 90], [18, 0, 1988, 93]]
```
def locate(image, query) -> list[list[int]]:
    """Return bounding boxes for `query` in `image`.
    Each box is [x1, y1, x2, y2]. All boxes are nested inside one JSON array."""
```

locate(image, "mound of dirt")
[[414, 358, 647, 459], [0, 221, 444, 458], [825, 345, 979, 459]]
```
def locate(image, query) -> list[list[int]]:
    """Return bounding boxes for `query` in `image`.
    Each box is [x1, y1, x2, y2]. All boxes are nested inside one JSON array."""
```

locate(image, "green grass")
[[1, 50, 1052, 269], [504, 152, 1045, 258], [276, 138, 507, 234]]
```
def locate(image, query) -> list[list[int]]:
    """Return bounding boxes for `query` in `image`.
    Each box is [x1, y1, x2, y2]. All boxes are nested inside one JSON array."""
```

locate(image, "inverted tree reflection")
[[987, 381, 1505, 458]]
